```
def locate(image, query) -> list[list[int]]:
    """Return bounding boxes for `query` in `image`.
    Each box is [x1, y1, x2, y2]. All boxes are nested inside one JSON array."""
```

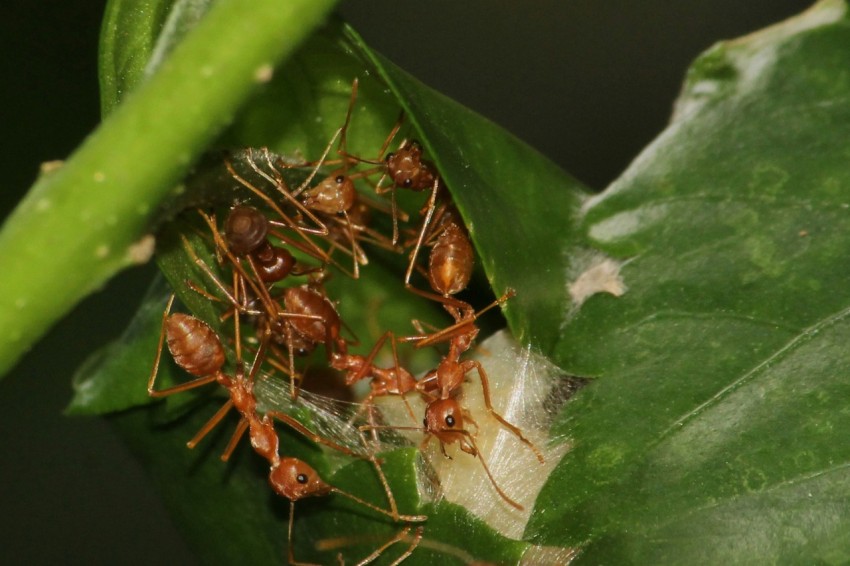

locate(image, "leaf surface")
[[529, 2, 850, 562]]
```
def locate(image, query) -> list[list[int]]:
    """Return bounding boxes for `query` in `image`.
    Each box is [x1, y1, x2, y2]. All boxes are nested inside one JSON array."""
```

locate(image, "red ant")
[[223, 143, 366, 280], [148, 295, 426, 564], [288, 87, 405, 280], [189, 205, 323, 320], [329, 80, 441, 275], [227, 83, 400, 280], [329, 330, 420, 437], [377, 290, 544, 511], [402, 203, 478, 327], [345, 119, 476, 318], [179, 214, 346, 401], [295, 170, 376, 279], [332, 80, 482, 318], [275, 283, 352, 394]]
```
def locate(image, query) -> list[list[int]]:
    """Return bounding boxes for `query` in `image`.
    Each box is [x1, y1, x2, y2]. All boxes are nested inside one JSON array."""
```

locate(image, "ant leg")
[[269, 131, 339, 199], [220, 417, 250, 462], [410, 318, 441, 336], [414, 370, 439, 401], [348, 331, 392, 384], [337, 78, 359, 160], [407, 288, 515, 348], [269, 412, 358, 457], [148, 373, 218, 398], [357, 430, 403, 521], [466, 360, 545, 464], [389, 333, 417, 424], [377, 112, 405, 161], [384, 184, 400, 246], [184, 279, 227, 304], [403, 285, 472, 316], [403, 177, 441, 286], [340, 210, 362, 279], [459, 431, 523, 511], [185, 399, 235, 449], [351, 526, 419, 566], [148, 294, 176, 395], [345, 391, 376, 435], [286, 501, 320, 566], [285, 325, 299, 400], [329, 486, 427, 523], [388, 526, 424, 566]]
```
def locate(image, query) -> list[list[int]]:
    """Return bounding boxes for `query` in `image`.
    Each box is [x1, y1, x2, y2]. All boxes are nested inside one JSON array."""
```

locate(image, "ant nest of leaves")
[[152, 79, 579, 563]]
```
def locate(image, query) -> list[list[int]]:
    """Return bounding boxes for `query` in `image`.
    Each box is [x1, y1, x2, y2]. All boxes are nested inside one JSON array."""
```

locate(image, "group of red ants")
[[146, 80, 544, 564]]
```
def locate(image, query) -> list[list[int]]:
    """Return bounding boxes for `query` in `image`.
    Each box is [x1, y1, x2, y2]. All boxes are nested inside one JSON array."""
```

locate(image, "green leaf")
[[67, 276, 170, 415], [529, 1, 850, 561], [98, 0, 174, 115], [0, 0, 338, 380]]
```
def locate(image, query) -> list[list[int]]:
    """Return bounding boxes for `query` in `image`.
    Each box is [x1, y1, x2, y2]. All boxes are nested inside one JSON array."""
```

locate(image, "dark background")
[[0, 1, 812, 563]]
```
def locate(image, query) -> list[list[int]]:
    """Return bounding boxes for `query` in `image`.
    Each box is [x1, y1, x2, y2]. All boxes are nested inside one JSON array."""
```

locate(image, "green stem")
[[0, 0, 338, 378]]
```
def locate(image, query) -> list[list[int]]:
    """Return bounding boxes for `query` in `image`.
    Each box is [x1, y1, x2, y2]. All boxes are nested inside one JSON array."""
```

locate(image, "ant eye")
[[296, 473, 308, 484], [403, 178, 413, 188], [445, 415, 455, 427], [335, 175, 345, 184], [422, 418, 427, 428], [385, 152, 395, 162]]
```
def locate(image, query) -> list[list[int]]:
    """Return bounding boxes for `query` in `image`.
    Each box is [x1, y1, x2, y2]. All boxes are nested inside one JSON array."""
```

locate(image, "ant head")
[[224, 205, 269, 255], [424, 399, 472, 450], [384, 142, 434, 191], [302, 172, 356, 215], [270, 457, 332, 501]]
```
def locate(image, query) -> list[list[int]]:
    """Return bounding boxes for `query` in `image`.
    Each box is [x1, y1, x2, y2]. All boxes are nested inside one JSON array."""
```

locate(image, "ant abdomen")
[[283, 286, 341, 345], [428, 223, 474, 297], [252, 242, 295, 282], [224, 204, 269, 255], [165, 313, 226, 377]]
